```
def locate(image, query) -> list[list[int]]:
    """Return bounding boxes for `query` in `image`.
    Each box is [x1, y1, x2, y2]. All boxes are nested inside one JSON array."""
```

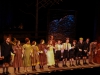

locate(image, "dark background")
[[0, 0, 100, 43]]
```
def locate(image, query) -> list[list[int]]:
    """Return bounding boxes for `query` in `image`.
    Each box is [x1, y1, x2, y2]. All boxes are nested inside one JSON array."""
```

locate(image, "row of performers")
[[0, 37, 99, 74]]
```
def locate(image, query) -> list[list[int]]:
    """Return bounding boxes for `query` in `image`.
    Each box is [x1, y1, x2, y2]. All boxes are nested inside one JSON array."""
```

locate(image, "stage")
[[0, 60, 100, 75]]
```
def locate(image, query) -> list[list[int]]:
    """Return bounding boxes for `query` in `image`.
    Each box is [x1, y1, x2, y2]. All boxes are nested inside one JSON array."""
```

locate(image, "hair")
[[32, 41, 36, 45], [79, 37, 83, 40], [25, 38, 30, 43], [40, 39, 44, 43], [93, 40, 97, 42], [66, 37, 69, 40], [47, 40, 52, 45], [73, 40, 77, 43], [4, 35, 10, 41], [16, 40, 20, 45]]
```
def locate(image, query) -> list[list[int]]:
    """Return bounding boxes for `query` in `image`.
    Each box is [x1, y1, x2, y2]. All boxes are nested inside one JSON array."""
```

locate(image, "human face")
[[94, 42, 97, 44], [58, 40, 61, 44], [73, 41, 76, 45], [86, 38, 89, 42], [6, 38, 11, 43], [50, 36, 53, 40], [41, 40, 45, 44], [17, 41, 20, 45], [27, 40, 30, 44], [66, 39, 69, 43], [34, 42, 36, 45], [79, 39, 83, 43]]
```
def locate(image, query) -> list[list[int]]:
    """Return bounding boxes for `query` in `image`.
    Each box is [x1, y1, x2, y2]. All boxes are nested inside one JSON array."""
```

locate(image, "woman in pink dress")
[[13, 40, 24, 73]]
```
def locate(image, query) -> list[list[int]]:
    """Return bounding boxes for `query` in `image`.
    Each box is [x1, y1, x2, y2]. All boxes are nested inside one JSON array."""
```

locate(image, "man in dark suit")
[[1, 37, 13, 74]]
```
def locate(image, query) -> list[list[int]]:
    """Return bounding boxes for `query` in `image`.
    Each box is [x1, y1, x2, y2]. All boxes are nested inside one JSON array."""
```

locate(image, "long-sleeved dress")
[[38, 44, 47, 65], [46, 45, 55, 66], [23, 44, 32, 67], [31, 45, 39, 66], [13, 45, 23, 68]]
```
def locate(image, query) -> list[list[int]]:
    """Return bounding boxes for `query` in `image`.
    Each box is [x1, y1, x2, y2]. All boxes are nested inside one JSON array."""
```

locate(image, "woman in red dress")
[[13, 40, 24, 73], [93, 43, 100, 64], [38, 39, 47, 69]]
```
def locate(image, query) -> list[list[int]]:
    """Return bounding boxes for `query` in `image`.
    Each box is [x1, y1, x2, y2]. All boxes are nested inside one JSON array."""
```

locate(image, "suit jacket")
[[1, 42, 13, 57]]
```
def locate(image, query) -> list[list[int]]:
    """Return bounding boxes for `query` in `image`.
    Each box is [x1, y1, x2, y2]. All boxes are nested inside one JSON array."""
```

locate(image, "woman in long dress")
[[93, 43, 100, 64], [31, 41, 40, 71], [23, 38, 32, 72], [46, 40, 55, 68], [38, 39, 47, 69], [13, 40, 23, 73]]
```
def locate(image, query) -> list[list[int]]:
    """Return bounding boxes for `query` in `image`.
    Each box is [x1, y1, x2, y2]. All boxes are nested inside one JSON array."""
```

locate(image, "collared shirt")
[[55, 44, 63, 51], [63, 43, 71, 51]]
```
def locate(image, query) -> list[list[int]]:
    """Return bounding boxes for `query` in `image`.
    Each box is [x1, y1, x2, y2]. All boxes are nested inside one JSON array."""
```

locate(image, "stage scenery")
[[0, 0, 100, 75]]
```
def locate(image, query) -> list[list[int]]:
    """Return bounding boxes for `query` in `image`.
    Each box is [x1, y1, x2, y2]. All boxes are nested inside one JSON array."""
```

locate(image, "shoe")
[[70, 65, 72, 67], [55, 65, 59, 68], [85, 62, 89, 65], [89, 62, 94, 65], [72, 64, 75, 66], [6, 71, 10, 74], [48, 66, 51, 68], [78, 63, 82, 66], [32, 69, 37, 71], [63, 65, 67, 67], [14, 71, 17, 74], [2, 72, 6, 75]]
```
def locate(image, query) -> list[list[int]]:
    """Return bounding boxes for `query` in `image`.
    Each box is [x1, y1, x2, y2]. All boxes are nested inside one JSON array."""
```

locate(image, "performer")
[[83, 38, 90, 65], [48, 35, 56, 46], [62, 38, 71, 67], [23, 38, 32, 72], [93, 43, 100, 64], [46, 40, 55, 68], [31, 41, 40, 71], [55, 39, 63, 67], [13, 40, 23, 73], [1, 37, 13, 74], [48, 35, 56, 59], [76, 37, 84, 66], [38, 39, 47, 69], [69, 40, 77, 67], [88, 40, 97, 64]]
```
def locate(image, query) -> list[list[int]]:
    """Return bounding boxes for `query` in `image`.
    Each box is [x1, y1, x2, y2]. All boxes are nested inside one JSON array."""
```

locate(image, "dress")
[[38, 44, 47, 65], [13, 45, 23, 68], [46, 45, 55, 66], [31, 45, 39, 66], [23, 44, 32, 67], [93, 43, 100, 64]]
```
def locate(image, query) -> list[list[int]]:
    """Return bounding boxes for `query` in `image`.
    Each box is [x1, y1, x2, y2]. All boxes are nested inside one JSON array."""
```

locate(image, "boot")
[[32, 66, 36, 71]]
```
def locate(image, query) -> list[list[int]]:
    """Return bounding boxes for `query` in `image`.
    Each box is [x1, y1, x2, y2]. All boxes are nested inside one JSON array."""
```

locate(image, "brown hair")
[[40, 39, 44, 43], [25, 38, 30, 43], [32, 41, 36, 45], [73, 40, 77, 43], [16, 40, 20, 45]]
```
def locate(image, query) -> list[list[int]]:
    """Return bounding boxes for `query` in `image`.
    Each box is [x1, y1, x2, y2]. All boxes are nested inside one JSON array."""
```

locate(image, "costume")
[[46, 44, 55, 66], [1, 42, 13, 64], [13, 45, 23, 68], [23, 44, 32, 67], [38, 43, 47, 69], [31, 45, 39, 70]]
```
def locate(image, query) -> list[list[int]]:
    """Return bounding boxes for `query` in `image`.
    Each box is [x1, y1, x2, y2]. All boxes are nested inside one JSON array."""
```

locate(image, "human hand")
[[79, 49, 82, 51]]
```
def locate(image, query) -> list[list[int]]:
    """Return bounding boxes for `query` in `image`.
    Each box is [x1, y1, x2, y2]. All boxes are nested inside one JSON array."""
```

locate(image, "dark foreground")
[[37, 67, 100, 75]]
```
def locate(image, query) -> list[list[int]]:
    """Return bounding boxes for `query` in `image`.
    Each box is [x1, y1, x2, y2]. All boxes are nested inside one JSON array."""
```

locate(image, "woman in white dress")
[[46, 40, 55, 68]]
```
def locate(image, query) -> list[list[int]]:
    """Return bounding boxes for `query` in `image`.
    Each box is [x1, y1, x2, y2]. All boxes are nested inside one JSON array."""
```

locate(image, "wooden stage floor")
[[0, 60, 100, 75]]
